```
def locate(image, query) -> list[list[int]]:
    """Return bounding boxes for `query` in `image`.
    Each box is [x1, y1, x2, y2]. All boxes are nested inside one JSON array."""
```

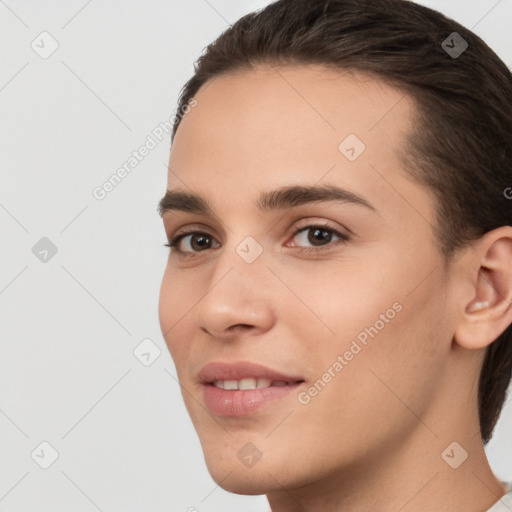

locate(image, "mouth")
[[209, 377, 304, 390], [198, 361, 306, 416]]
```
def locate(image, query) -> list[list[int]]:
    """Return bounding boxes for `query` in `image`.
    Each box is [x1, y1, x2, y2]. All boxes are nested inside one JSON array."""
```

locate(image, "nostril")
[[228, 324, 254, 331]]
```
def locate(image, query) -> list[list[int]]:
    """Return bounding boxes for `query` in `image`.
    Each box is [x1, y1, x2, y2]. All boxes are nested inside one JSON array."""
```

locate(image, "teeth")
[[223, 380, 238, 390], [239, 378, 257, 390], [256, 378, 273, 388], [212, 377, 284, 390]]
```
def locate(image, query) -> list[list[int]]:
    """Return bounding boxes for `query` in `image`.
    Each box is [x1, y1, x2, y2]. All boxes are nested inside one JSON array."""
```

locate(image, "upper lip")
[[198, 361, 305, 384]]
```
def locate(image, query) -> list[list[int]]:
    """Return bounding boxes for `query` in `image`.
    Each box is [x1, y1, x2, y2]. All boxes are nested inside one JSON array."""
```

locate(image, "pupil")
[[192, 234, 210, 251], [309, 228, 332, 246]]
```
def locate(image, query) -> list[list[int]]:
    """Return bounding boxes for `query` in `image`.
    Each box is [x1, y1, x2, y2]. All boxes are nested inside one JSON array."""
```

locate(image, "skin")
[[158, 64, 512, 512]]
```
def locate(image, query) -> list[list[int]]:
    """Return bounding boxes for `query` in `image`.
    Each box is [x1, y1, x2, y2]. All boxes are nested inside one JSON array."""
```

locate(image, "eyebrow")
[[158, 184, 377, 218]]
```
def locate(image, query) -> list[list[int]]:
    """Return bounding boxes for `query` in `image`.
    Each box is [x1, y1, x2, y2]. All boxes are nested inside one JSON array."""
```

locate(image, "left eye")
[[288, 225, 349, 252]]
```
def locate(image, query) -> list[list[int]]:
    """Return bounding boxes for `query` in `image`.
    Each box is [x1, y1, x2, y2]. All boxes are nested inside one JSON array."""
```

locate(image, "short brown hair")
[[169, 0, 512, 444]]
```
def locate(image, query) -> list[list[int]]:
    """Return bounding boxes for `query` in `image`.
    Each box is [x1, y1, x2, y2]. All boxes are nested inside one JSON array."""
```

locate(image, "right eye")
[[165, 231, 220, 256]]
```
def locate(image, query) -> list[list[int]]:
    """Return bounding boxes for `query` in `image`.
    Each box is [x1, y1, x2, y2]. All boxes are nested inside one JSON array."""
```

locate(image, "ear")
[[454, 226, 512, 350]]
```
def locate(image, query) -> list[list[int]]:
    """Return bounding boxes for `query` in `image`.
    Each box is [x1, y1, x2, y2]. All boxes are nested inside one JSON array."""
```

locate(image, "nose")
[[193, 261, 276, 341]]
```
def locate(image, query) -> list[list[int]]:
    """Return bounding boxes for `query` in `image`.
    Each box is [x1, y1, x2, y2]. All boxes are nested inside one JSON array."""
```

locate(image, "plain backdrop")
[[1, 1, 511, 511]]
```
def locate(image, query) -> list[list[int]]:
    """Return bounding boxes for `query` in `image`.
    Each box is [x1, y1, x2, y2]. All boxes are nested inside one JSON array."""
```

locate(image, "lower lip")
[[202, 382, 304, 416]]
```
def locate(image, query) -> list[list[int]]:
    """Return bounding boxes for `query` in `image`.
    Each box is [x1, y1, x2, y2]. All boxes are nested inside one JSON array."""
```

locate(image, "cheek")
[[284, 261, 402, 344], [284, 277, 448, 457], [158, 268, 173, 338], [158, 266, 195, 361], [330, 270, 450, 417], [291, 254, 448, 383]]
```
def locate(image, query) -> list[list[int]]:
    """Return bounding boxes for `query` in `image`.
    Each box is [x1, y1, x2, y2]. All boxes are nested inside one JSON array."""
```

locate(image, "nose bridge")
[[211, 229, 268, 287], [193, 234, 276, 337]]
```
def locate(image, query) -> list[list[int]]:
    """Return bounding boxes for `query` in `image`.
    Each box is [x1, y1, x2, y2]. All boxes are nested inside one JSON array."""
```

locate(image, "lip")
[[198, 360, 304, 384], [198, 361, 305, 417]]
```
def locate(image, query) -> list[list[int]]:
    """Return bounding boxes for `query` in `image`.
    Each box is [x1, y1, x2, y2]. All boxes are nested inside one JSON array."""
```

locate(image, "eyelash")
[[164, 223, 349, 257]]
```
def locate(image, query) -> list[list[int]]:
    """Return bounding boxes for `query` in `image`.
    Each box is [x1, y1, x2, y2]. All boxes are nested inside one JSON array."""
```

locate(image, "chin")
[[197, 439, 280, 494], [205, 461, 278, 495], [201, 439, 314, 497]]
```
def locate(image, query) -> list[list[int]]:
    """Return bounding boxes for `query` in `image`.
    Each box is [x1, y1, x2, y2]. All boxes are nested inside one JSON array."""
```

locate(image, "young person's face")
[[159, 65, 477, 494]]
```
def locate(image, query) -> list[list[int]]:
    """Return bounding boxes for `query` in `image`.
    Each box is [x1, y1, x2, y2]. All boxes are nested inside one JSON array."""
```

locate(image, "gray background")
[[1, 1, 511, 511]]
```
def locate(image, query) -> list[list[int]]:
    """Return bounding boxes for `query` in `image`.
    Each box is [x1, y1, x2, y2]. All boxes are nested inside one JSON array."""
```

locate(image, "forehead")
[[177, 64, 412, 134], [166, 64, 430, 222]]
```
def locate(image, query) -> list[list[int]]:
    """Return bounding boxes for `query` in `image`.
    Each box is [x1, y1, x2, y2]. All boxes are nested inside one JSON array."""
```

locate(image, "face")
[[158, 65, 458, 494]]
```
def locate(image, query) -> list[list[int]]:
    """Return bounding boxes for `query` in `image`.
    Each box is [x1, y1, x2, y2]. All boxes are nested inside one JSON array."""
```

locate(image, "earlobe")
[[454, 227, 512, 351]]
